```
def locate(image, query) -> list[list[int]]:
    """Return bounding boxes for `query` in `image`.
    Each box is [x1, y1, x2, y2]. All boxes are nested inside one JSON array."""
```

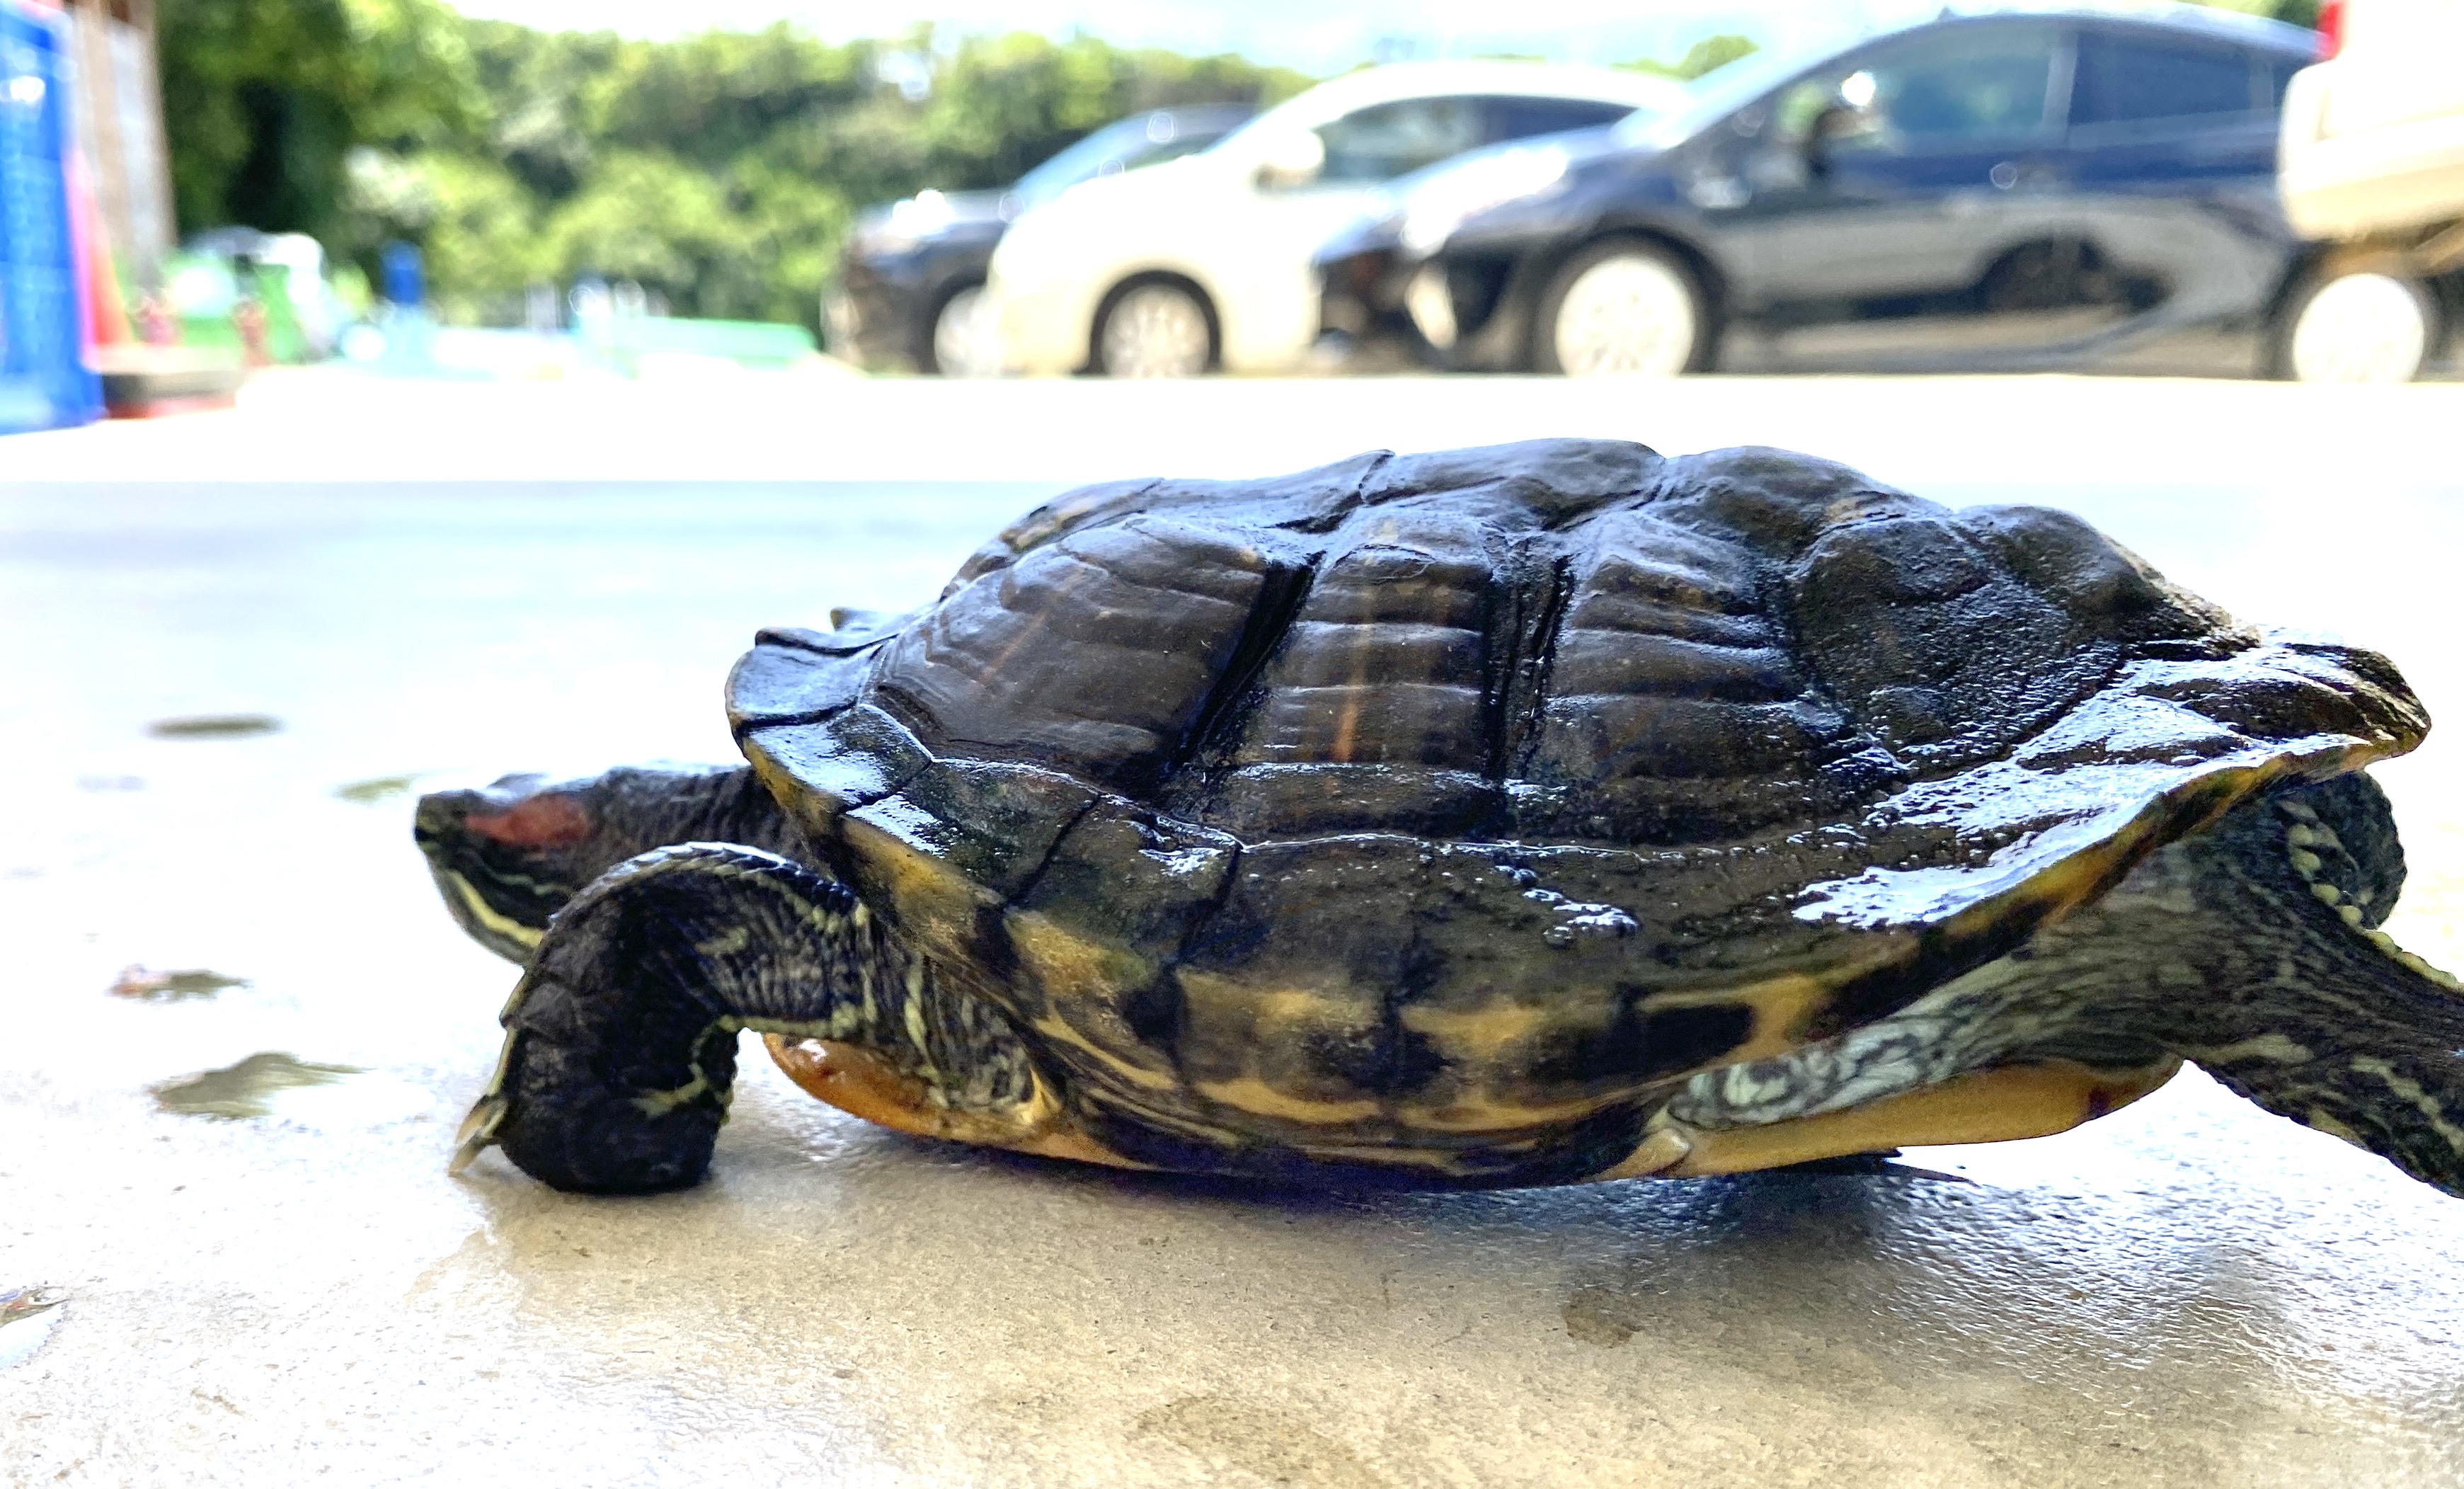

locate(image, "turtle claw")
[[450, 1092, 510, 1175]]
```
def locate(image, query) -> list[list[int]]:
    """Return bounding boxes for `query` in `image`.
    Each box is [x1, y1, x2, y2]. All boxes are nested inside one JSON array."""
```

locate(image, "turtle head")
[[416, 763, 795, 963], [416, 772, 613, 962]]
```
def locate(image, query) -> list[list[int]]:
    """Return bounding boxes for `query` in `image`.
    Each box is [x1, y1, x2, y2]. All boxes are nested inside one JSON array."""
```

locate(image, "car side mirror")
[[1255, 130, 1326, 191]]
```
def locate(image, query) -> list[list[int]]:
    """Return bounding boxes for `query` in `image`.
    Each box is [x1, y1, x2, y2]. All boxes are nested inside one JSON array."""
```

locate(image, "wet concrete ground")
[[5, 373, 2464, 1485]]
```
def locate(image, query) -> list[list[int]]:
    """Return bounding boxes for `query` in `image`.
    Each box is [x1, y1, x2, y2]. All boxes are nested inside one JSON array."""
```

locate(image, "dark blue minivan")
[[1316, 5, 2337, 376]]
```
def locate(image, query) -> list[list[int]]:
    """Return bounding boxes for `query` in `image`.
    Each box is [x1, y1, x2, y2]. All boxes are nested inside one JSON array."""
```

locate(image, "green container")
[[590, 316, 818, 374]]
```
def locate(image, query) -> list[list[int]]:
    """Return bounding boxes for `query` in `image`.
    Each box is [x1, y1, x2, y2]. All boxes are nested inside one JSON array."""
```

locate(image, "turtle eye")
[[464, 794, 593, 850]]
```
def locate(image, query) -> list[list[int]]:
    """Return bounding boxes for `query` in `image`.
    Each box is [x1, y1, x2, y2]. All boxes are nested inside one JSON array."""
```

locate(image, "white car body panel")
[[2279, 0, 2464, 240], [987, 63, 1689, 375]]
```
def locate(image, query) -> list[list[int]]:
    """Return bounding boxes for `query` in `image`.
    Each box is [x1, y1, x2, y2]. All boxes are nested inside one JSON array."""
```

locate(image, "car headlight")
[[1398, 147, 1570, 256]]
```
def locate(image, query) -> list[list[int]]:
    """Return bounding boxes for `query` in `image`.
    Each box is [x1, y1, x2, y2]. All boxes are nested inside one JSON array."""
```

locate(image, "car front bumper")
[[988, 273, 1094, 377]]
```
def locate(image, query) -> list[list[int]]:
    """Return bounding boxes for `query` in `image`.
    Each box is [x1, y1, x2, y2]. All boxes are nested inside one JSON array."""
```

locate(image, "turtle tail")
[[2161, 775, 2464, 1199]]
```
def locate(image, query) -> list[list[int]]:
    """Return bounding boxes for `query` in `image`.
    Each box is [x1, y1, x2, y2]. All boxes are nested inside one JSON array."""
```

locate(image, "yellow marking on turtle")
[[1641, 972, 1838, 1065], [743, 743, 847, 845], [839, 813, 1000, 966], [446, 873, 544, 952], [1027, 1014, 1184, 1092], [1191, 1073, 1383, 1126], [695, 926, 752, 957], [1592, 1058, 2181, 1180], [1393, 1086, 1627, 1134], [2188, 1033, 2313, 1064], [1007, 910, 1152, 999], [763, 1034, 1150, 1170], [1277, 1140, 1478, 1174], [1397, 1000, 1554, 1059], [2304, 1107, 2366, 1144], [2348, 1056, 2464, 1154], [1004, 910, 1184, 1091]]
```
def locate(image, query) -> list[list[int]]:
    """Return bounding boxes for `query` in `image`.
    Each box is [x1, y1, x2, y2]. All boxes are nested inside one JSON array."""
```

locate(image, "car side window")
[[1485, 96, 1636, 144], [1792, 25, 2062, 156], [2071, 31, 2262, 129], [1314, 98, 1487, 183]]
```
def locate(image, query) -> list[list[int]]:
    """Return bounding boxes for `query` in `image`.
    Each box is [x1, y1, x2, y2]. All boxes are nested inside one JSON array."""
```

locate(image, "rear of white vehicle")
[[987, 63, 1687, 377], [2276, 0, 2464, 380]]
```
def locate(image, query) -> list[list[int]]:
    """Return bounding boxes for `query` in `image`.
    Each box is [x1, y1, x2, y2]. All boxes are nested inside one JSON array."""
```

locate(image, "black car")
[[1316, 6, 2327, 376], [829, 105, 1254, 375]]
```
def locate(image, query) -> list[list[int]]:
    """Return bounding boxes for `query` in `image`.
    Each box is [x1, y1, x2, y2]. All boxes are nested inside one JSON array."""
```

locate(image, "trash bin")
[[0, 0, 102, 435]]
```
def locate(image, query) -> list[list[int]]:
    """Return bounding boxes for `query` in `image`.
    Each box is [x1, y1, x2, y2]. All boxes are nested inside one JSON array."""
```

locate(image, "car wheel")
[[1535, 240, 1708, 378], [1095, 280, 1214, 377], [2281, 258, 2438, 384], [928, 284, 1001, 378]]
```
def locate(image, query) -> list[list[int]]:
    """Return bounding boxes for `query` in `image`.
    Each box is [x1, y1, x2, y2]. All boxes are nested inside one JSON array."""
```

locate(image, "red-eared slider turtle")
[[417, 440, 2463, 1199]]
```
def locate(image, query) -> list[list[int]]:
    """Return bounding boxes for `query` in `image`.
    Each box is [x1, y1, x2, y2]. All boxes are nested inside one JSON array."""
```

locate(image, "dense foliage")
[[159, 0, 1314, 326], [155, 0, 2303, 331]]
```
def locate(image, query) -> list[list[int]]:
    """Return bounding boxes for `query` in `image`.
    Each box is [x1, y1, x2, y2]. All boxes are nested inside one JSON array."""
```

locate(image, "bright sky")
[[440, 0, 1933, 75]]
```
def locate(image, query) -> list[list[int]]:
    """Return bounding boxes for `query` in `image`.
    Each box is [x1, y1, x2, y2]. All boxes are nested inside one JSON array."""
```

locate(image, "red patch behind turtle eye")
[[465, 794, 592, 849]]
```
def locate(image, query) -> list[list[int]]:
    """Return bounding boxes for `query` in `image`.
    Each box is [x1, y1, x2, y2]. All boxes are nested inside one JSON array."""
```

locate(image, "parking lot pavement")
[[5, 372, 2463, 1485]]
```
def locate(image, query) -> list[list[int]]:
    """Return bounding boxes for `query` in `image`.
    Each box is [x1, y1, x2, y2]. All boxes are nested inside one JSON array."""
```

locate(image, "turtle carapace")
[[416, 440, 2461, 1200]]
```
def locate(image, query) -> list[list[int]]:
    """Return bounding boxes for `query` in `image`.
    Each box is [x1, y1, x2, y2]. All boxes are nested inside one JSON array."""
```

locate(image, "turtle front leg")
[[453, 843, 1038, 1194]]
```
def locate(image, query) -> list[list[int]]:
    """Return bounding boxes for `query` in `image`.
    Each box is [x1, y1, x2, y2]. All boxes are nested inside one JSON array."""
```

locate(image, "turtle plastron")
[[764, 1034, 1150, 1170]]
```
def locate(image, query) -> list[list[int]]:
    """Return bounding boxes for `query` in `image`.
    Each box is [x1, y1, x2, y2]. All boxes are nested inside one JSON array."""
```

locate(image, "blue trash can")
[[0, 0, 104, 435]]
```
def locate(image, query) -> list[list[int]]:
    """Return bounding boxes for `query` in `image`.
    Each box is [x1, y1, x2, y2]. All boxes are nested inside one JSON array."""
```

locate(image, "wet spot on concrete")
[[1134, 1394, 1392, 1489], [152, 1052, 362, 1119], [147, 714, 281, 739], [76, 774, 144, 792], [1562, 1285, 1642, 1348], [0, 1287, 66, 1372], [110, 965, 251, 1000], [335, 772, 428, 804]]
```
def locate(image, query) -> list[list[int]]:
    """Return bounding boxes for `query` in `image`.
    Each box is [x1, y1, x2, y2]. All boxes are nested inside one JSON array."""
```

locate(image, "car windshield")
[[1610, 28, 1899, 150], [1010, 115, 1208, 211]]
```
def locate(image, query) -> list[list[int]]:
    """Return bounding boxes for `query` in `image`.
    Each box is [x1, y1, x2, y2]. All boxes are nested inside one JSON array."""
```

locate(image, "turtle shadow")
[[953, 1137, 1954, 1221]]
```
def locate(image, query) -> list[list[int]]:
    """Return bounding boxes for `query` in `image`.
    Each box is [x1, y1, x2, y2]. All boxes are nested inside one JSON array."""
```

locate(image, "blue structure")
[[379, 240, 424, 308], [0, 0, 103, 435]]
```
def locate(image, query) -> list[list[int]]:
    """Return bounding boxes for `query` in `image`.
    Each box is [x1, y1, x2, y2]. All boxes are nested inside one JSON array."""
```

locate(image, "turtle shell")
[[726, 440, 2426, 1185]]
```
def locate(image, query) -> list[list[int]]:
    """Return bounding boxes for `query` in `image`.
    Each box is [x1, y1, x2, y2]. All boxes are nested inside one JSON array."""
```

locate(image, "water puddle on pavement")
[[146, 714, 282, 739], [0, 1288, 66, 1372], [151, 1053, 432, 1127], [109, 966, 251, 1000], [335, 772, 431, 804]]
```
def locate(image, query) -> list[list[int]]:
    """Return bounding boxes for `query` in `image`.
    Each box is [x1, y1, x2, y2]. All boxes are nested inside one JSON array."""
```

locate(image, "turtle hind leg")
[[1598, 1058, 2179, 1180], [2158, 778, 2464, 1197], [459, 843, 889, 1194]]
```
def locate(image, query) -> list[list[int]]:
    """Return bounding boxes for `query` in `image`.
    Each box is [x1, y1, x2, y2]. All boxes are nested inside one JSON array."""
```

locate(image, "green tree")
[[157, 0, 479, 242], [162, 11, 1310, 328]]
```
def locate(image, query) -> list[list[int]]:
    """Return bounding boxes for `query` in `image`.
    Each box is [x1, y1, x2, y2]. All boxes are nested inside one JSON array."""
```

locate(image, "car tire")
[[1094, 279, 1215, 378], [2277, 253, 2440, 384], [1533, 239, 1710, 378], [927, 283, 1001, 378]]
